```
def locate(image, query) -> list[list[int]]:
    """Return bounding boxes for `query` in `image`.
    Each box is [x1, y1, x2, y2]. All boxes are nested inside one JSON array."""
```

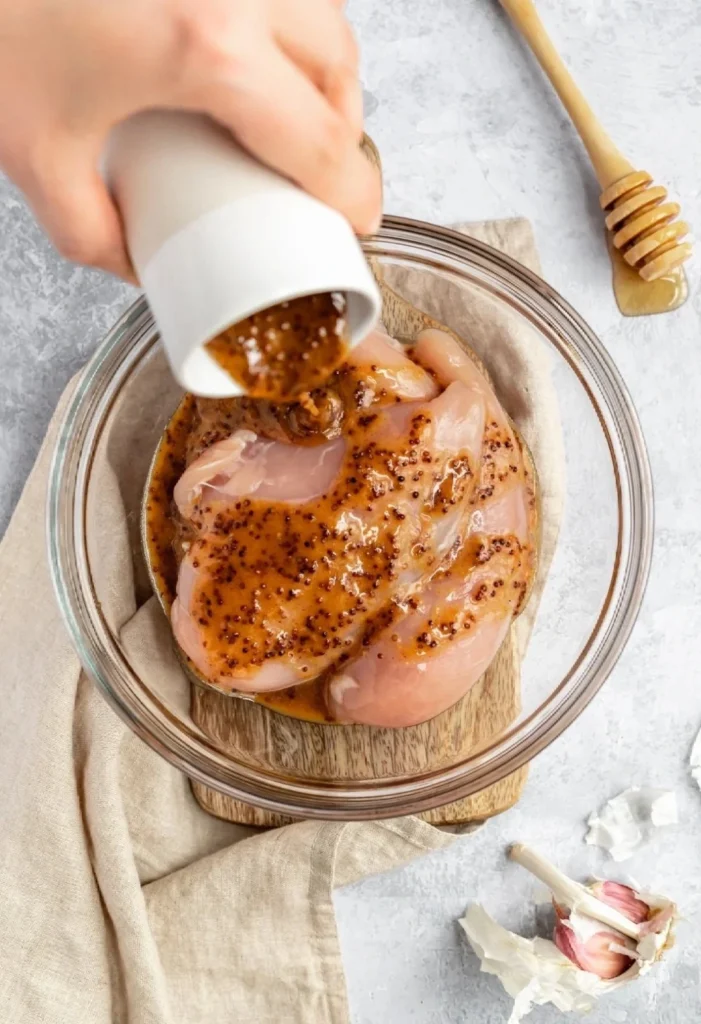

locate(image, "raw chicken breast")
[[413, 329, 497, 407], [165, 321, 537, 723], [171, 559, 300, 690], [415, 327, 533, 544], [328, 615, 512, 729], [327, 528, 528, 728], [326, 329, 537, 726], [170, 377, 485, 692], [342, 328, 439, 402], [173, 429, 346, 518]]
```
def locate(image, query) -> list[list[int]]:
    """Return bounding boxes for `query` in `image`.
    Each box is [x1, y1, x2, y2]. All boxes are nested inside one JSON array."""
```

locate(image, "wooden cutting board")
[[190, 634, 526, 827], [189, 214, 529, 828]]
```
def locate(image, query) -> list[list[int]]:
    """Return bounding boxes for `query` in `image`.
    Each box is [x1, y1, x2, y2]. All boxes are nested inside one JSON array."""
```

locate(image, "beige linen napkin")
[[0, 219, 563, 1024]]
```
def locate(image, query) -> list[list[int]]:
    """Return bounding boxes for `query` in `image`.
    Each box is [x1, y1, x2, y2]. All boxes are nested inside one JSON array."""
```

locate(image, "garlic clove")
[[589, 881, 651, 925], [553, 924, 634, 980], [553, 904, 637, 980]]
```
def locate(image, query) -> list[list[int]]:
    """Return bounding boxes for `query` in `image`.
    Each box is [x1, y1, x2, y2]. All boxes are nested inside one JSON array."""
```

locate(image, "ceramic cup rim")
[[47, 216, 653, 820]]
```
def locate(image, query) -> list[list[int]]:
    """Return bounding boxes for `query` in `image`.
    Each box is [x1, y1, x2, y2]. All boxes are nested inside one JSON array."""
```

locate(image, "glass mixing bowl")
[[48, 217, 653, 820]]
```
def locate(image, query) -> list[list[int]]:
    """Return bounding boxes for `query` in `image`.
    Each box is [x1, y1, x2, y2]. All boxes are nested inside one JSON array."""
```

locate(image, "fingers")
[[272, 0, 363, 137], [204, 44, 382, 235], [22, 140, 136, 280]]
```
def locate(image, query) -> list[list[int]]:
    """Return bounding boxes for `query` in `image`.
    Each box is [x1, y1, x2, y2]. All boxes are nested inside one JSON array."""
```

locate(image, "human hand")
[[0, 0, 380, 280]]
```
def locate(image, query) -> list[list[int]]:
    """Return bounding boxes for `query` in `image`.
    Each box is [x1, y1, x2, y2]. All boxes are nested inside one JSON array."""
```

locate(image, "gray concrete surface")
[[1, 1, 700, 1021]]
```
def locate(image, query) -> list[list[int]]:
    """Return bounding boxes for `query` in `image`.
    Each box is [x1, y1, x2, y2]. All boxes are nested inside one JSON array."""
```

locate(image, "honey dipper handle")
[[498, 0, 633, 188]]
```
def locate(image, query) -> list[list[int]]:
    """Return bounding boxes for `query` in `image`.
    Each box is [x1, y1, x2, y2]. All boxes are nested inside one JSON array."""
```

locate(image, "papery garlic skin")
[[690, 726, 701, 790], [585, 788, 678, 861], [459, 905, 612, 1023]]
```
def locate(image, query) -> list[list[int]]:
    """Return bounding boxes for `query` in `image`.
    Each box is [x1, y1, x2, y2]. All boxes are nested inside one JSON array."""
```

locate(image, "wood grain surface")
[[191, 628, 526, 827]]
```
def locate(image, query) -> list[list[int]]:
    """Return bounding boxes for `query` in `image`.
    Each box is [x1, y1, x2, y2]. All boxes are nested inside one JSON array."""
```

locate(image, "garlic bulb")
[[458, 845, 677, 1022]]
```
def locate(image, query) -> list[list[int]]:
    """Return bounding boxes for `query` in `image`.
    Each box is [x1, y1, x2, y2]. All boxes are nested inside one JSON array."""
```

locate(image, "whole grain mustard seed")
[[205, 292, 349, 401]]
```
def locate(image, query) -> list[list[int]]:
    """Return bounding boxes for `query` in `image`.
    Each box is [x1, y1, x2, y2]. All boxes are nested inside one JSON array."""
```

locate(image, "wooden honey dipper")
[[499, 0, 692, 283]]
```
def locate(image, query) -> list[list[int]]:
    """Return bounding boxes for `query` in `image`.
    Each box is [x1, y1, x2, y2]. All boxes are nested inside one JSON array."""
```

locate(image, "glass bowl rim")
[[47, 215, 653, 820]]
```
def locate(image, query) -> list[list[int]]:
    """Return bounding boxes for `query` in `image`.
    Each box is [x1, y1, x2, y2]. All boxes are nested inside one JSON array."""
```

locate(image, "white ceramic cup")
[[105, 111, 381, 397]]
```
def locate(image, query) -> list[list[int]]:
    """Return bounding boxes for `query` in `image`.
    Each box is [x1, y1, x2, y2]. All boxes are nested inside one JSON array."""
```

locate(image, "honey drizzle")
[[600, 171, 691, 284], [608, 234, 689, 317]]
